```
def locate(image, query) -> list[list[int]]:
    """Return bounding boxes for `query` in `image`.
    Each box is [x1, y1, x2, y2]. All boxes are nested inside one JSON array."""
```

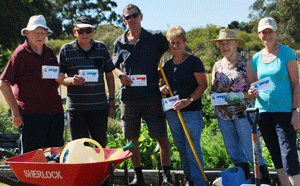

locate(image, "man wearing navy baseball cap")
[[59, 16, 116, 185]]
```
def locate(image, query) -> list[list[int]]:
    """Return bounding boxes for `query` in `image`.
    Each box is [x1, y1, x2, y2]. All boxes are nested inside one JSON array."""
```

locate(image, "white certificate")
[[162, 95, 180, 111], [42, 66, 59, 79], [251, 77, 273, 93], [211, 93, 229, 106], [79, 69, 98, 82], [130, 75, 147, 87]]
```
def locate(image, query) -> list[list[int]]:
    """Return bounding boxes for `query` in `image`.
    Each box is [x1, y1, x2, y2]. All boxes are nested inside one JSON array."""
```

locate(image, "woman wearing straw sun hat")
[[160, 25, 208, 186], [0, 15, 65, 154], [248, 17, 300, 186], [210, 29, 271, 184]]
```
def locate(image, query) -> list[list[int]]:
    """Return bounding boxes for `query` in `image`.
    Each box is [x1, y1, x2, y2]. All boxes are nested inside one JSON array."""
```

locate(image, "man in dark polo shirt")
[[113, 4, 172, 186], [0, 15, 65, 154], [59, 16, 116, 157]]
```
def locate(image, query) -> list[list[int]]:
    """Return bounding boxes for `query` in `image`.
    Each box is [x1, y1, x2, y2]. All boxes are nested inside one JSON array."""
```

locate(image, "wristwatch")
[[188, 96, 194, 102], [292, 108, 300, 112]]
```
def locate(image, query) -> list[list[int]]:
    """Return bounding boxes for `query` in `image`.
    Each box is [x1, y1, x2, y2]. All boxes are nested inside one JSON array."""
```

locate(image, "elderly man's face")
[[73, 27, 94, 46], [25, 27, 48, 50]]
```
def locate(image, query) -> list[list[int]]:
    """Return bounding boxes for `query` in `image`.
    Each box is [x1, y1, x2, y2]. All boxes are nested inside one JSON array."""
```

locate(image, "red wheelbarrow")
[[4, 147, 132, 186]]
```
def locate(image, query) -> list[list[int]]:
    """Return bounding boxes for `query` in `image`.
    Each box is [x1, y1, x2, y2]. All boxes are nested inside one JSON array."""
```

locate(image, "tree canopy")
[[54, 0, 124, 34], [0, 0, 62, 49], [0, 0, 123, 50], [248, 0, 300, 48]]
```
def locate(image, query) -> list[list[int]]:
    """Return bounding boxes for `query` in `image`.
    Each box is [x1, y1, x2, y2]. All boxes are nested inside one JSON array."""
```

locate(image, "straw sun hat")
[[210, 29, 245, 47], [21, 15, 53, 36]]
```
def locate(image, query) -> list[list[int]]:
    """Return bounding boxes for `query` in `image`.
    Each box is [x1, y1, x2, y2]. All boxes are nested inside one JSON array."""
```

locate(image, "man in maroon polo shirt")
[[0, 15, 65, 153]]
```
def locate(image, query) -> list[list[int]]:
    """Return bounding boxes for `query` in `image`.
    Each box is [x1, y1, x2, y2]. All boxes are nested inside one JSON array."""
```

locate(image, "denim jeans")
[[166, 110, 205, 186], [217, 117, 266, 166]]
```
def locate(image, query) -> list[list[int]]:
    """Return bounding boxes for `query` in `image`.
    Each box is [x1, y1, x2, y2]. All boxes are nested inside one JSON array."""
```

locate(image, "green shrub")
[[94, 24, 124, 56], [0, 45, 13, 72], [295, 50, 300, 60], [244, 41, 264, 52], [0, 106, 18, 133], [110, 90, 121, 121], [201, 122, 231, 168], [46, 39, 74, 55]]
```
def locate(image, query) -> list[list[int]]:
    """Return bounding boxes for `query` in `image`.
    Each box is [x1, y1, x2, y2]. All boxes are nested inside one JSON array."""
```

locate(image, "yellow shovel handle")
[[159, 63, 208, 182]]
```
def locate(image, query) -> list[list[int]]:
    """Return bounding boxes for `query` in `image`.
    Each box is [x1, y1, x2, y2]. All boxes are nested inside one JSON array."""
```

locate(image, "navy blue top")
[[163, 55, 205, 111], [59, 40, 114, 111], [113, 28, 169, 100]]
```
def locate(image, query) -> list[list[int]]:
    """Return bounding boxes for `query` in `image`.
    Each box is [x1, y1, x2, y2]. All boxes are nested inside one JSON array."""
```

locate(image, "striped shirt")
[[59, 40, 114, 111]]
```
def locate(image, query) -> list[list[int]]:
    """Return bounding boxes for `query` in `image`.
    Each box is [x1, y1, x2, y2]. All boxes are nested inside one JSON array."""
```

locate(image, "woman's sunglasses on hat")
[[124, 12, 139, 20], [76, 27, 93, 34]]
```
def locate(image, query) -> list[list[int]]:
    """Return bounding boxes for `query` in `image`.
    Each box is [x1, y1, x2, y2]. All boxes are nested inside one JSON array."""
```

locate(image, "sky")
[[110, 0, 257, 32]]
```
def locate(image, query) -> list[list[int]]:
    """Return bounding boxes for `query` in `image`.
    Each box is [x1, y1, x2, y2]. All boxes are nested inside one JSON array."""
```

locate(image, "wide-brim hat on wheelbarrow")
[[210, 29, 245, 47]]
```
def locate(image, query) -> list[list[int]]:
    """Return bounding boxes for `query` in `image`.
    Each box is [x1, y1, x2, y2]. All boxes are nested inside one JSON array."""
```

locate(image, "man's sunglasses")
[[124, 12, 139, 20], [76, 27, 93, 34]]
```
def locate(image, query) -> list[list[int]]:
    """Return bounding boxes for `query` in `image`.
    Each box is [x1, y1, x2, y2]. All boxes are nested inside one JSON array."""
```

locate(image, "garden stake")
[[246, 108, 260, 186], [159, 64, 208, 184]]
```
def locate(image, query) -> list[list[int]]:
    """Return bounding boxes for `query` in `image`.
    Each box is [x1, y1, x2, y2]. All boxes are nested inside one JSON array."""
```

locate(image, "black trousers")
[[20, 112, 64, 153], [259, 112, 300, 176], [67, 109, 108, 147]]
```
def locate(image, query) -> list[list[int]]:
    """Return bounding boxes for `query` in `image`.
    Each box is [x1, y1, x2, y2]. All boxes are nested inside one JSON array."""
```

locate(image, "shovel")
[[159, 63, 208, 185], [246, 108, 260, 186]]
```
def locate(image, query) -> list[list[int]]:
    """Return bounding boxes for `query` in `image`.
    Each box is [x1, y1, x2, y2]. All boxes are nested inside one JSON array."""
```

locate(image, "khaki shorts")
[[120, 96, 167, 139]]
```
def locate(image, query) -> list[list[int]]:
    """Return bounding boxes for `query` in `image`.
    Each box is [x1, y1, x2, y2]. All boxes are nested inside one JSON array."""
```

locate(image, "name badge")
[[130, 75, 147, 86], [79, 69, 99, 82], [211, 93, 229, 106], [42, 66, 59, 79], [251, 77, 273, 92], [162, 95, 180, 111]]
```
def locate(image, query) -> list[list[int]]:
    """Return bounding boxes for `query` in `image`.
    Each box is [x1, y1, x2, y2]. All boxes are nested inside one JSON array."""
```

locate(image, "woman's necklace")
[[172, 53, 188, 73], [173, 63, 180, 72]]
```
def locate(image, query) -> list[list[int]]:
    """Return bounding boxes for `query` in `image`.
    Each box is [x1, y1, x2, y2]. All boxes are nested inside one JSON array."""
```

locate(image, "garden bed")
[[0, 164, 280, 186]]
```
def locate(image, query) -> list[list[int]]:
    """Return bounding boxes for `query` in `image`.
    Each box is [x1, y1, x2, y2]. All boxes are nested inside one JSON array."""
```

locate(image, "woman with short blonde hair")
[[160, 25, 207, 186]]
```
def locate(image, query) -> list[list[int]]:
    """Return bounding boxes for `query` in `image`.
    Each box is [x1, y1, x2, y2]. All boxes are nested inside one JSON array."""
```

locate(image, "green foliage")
[[202, 76, 215, 128], [249, 0, 300, 47], [110, 90, 121, 120], [94, 24, 124, 57], [46, 39, 74, 55], [228, 21, 239, 29], [106, 123, 180, 170], [236, 31, 264, 54], [260, 140, 275, 169], [239, 22, 254, 33], [295, 51, 300, 61], [54, 0, 124, 34], [245, 41, 264, 53], [0, 107, 18, 133], [0, 46, 13, 72], [201, 123, 231, 168], [186, 26, 223, 72], [0, 0, 62, 50]]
